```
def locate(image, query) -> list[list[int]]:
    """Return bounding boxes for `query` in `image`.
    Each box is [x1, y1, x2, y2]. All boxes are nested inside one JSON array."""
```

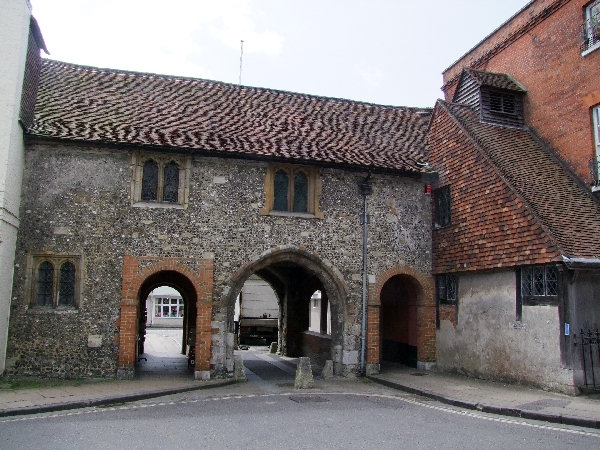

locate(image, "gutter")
[[562, 256, 600, 269]]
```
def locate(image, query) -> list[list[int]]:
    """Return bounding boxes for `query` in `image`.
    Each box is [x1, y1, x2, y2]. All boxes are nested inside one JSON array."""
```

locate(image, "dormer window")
[[489, 91, 516, 115], [481, 87, 524, 127]]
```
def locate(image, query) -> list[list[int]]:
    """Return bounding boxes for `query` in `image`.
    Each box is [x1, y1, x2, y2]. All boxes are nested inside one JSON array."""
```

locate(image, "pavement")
[[0, 331, 598, 428]]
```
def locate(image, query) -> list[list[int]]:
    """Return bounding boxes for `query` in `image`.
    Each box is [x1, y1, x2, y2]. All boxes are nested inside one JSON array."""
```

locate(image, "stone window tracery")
[[132, 153, 191, 208], [261, 164, 323, 218], [30, 255, 81, 309]]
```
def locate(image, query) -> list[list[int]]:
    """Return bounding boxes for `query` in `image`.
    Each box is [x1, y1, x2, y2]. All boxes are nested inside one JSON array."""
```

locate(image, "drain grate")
[[289, 395, 330, 403]]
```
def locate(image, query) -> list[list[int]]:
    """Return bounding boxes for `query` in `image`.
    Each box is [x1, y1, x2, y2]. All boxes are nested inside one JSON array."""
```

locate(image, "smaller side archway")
[[368, 266, 435, 372], [117, 255, 213, 380]]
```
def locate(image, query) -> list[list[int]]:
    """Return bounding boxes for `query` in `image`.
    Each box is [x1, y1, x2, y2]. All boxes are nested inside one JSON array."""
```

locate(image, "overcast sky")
[[31, 0, 530, 108]]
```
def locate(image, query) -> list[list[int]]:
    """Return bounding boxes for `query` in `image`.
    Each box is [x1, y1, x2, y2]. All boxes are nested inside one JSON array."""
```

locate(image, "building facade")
[[0, 1, 46, 375], [5, 58, 435, 380], [430, 0, 600, 393]]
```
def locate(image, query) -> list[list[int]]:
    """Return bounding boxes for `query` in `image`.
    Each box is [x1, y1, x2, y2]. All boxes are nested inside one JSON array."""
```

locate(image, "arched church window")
[[162, 161, 180, 203], [37, 261, 54, 306], [273, 170, 289, 211], [141, 159, 159, 201], [58, 262, 76, 307]]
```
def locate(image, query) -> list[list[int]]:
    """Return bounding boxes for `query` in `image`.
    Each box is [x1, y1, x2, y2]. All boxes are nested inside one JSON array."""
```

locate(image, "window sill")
[[133, 201, 185, 210], [260, 210, 323, 219], [581, 41, 600, 57], [27, 307, 79, 314]]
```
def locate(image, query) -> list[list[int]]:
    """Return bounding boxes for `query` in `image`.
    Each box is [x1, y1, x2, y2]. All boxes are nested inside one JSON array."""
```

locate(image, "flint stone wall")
[[7, 141, 431, 378]]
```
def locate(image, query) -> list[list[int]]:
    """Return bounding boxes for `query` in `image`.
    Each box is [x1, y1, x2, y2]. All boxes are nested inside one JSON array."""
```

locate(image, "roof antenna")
[[239, 40, 244, 85]]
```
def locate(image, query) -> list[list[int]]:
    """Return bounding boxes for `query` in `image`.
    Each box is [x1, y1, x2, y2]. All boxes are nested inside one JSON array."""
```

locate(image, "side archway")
[[117, 255, 213, 379], [368, 266, 435, 372]]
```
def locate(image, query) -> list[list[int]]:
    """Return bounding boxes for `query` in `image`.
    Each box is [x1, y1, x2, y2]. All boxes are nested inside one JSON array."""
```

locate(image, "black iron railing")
[[574, 329, 600, 390], [580, 15, 600, 53]]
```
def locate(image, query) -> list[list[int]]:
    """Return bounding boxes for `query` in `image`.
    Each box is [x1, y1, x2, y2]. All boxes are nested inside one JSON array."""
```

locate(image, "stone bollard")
[[321, 360, 334, 379], [294, 356, 315, 389], [269, 342, 278, 353], [234, 355, 247, 381]]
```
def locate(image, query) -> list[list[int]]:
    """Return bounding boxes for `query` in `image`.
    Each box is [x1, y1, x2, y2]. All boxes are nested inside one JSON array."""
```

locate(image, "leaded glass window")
[[293, 172, 308, 212], [273, 170, 289, 211], [141, 160, 158, 201], [521, 266, 558, 297], [31, 255, 80, 309], [58, 262, 76, 306], [436, 274, 458, 304], [162, 161, 179, 203], [37, 261, 54, 306]]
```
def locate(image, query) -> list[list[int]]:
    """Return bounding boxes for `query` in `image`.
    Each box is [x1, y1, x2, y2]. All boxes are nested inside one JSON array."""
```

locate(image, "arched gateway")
[[367, 266, 435, 373], [117, 255, 214, 380], [222, 247, 349, 375]]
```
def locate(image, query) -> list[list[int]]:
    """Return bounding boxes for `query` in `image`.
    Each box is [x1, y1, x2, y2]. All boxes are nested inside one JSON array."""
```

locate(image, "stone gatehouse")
[[6, 59, 435, 380]]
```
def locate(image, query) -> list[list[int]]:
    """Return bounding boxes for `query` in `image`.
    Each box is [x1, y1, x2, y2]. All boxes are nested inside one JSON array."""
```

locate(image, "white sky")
[[31, 0, 531, 108]]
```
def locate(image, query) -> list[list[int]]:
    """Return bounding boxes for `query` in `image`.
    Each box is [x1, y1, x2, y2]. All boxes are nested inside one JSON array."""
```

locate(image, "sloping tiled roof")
[[441, 100, 600, 261], [465, 68, 527, 92], [27, 59, 432, 174]]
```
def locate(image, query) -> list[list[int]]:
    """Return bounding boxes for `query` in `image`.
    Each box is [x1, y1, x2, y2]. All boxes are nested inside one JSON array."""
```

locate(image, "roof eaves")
[[437, 100, 566, 258]]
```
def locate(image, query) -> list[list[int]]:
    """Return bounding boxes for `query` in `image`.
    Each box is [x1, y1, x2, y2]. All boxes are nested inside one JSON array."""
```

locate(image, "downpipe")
[[359, 173, 372, 375]]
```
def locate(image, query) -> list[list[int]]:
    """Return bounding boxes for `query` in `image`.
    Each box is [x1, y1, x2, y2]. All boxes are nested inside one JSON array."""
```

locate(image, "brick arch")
[[117, 255, 213, 379], [367, 266, 435, 369]]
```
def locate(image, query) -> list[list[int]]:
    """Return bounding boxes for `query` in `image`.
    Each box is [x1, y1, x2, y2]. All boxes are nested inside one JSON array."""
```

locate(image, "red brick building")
[[429, 0, 600, 393], [442, 0, 600, 190]]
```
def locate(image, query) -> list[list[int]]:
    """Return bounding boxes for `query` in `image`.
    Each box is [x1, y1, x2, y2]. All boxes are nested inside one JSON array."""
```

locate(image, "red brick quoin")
[[117, 255, 213, 377]]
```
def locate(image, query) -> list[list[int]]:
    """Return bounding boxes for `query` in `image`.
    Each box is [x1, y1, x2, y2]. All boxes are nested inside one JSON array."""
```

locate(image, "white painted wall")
[[436, 270, 574, 393], [0, 0, 31, 374]]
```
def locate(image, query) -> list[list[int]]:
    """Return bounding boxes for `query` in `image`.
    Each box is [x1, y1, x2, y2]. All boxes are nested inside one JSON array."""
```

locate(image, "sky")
[[30, 0, 531, 108]]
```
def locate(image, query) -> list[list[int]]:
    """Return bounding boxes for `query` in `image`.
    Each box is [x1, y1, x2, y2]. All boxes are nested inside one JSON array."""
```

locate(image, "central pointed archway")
[[226, 247, 349, 375]]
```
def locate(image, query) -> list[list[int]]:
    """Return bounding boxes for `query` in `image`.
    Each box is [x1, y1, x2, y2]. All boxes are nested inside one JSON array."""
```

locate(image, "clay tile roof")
[[28, 59, 432, 174], [465, 68, 527, 92], [442, 101, 600, 260]]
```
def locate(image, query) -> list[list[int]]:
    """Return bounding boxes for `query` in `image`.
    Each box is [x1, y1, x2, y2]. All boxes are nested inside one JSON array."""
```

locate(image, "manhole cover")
[[289, 395, 330, 403]]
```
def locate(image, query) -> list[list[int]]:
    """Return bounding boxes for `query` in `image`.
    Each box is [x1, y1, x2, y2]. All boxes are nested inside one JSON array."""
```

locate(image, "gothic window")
[[273, 170, 289, 211], [31, 256, 81, 309], [37, 261, 54, 306], [141, 159, 159, 201], [132, 153, 190, 208], [163, 161, 180, 203], [58, 262, 76, 307], [293, 172, 308, 213], [261, 164, 323, 218]]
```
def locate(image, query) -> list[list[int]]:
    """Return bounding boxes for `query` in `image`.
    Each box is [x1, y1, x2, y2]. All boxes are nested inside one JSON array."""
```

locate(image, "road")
[[0, 335, 599, 449]]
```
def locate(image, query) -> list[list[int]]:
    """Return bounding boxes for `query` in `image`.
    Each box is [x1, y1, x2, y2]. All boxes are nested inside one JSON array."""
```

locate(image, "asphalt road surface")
[[1, 336, 599, 449]]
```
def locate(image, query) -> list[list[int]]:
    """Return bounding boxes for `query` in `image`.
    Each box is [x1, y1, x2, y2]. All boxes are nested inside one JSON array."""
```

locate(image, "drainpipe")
[[359, 173, 372, 375]]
